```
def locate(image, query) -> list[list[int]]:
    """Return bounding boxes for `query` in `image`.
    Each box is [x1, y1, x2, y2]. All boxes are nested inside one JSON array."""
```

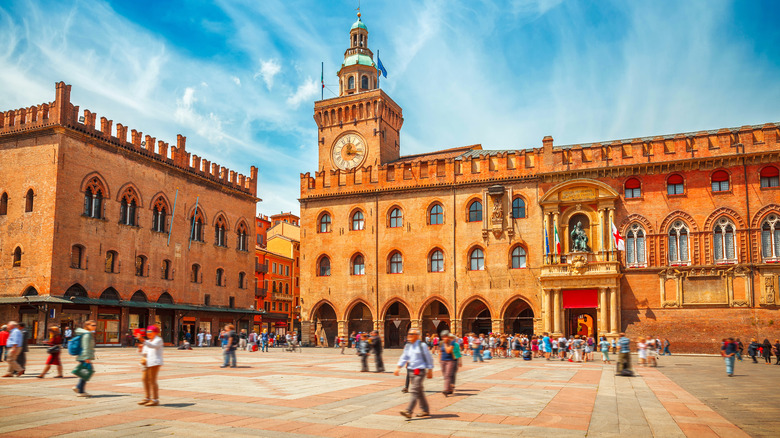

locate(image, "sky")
[[1, 0, 779, 215]]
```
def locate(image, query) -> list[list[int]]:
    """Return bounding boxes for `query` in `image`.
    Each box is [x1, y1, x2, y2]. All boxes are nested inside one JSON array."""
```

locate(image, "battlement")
[[300, 122, 780, 199], [0, 82, 259, 198]]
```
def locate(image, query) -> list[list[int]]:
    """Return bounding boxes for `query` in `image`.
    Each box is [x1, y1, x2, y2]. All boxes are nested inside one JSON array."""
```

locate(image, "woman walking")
[[774, 339, 780, 365], [748, 339, 759, 363], [599, 337, 611, 364], [137, 325, 164, 406], [761, 339, 773, 364], [37, 326, 63, 378], [637, 337, 648, 366]]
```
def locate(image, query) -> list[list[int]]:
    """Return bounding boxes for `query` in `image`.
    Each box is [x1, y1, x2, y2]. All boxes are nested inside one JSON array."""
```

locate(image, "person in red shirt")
[[0, 325, 9, 361]]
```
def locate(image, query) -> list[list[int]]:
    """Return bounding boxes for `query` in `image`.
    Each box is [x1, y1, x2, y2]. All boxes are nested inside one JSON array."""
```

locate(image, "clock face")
[[331, 133, 366, 170]]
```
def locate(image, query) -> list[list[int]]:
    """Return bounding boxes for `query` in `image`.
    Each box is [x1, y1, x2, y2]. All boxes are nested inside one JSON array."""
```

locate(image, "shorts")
[[46, 354, 61, 366]]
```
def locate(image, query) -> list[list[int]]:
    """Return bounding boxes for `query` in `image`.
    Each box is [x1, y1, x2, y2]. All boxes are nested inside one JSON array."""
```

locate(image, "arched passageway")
[[312, 302, 338, 347], [503, 298, 535, 336], [347, 302, 374, 336], [461, 299, 491, 335], [421, 299, 450, 337], [383, 301, 410, 348]]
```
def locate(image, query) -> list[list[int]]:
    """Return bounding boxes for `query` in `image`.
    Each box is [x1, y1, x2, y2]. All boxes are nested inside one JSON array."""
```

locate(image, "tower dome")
[[338, 12, 379, 96]]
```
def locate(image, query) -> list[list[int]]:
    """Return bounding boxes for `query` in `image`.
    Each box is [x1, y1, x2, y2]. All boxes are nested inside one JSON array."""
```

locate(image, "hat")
[[146, 325, 160, 333]]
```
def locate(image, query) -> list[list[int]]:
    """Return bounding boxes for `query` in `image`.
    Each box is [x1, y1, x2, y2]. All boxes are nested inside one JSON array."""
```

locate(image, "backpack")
[[68, 335, 83, 356]]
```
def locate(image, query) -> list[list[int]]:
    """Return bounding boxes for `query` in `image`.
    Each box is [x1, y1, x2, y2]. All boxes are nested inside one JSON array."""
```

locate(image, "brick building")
[[0, 82, 261, 345], [299, 14, 780, 352]]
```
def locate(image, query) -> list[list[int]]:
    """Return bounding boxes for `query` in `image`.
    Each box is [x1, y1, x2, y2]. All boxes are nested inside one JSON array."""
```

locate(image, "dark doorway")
[[347, 302, 373, 335], [384, 301, 410, 348], [461, 300, 491, 335], [313, 303, 338, 347], [567, 309, 597, 338], [421, 299, 450, 337], [504, 298, 535, 336]]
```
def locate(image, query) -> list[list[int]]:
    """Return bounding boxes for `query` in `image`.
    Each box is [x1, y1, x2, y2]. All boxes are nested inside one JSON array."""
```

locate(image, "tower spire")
[[337, 10, 379, 96]]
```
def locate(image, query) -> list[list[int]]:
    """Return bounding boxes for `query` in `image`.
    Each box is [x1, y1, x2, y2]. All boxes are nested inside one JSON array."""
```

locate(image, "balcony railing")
[[255, 287, 267, 298], [540, 261, 620, 277], [256, 263, 268, 274]]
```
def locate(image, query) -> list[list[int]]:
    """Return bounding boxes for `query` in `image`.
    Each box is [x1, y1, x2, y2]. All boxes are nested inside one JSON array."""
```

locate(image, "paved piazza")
[[1, 347, 777, 437]]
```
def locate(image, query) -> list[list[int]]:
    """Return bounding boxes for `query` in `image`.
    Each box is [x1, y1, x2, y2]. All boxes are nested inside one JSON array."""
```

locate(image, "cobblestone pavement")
[[0, 347, 756, 437]]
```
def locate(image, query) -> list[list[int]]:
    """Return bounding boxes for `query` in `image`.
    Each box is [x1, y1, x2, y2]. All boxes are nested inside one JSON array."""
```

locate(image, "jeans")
[[374, 351, 384, 372], [261, 341, 268, 352], [472, 346, 483, 362], [663, 346, 671, 355], [725, 356, 735, 375], [223, 349, 236, 367], [0, 345, 4, 361]]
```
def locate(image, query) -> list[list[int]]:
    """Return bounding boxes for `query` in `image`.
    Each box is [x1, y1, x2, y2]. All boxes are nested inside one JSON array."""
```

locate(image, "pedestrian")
[[340, 336, 346, 354], [611, 338, 617, 354], [221, 324, 238, 368], [357, 333, 370, 372], [2, 322, 24, 377], [37, 326, 64, 378], [370, 330, 384, 372], [136, 325, 164, 406], [721, 337, 737, 377], [748, 338, 759, 363], [205, 331, 212, 347], [239, 329, 248, 350], [542, 333, 552, 360], [616, 332, 633, 376], [761, 339, 773, 364], [735, 338, 743, 361], [471, 334, 484, 363], [439, 330, 456, 396], [184, 329, 192, 346], [395, 329, 434, 418], [0, 325, 7, 362], [599, 336, 611, 364], [260, 330, 269, 352], [349, 331, 356, 349], [17, 323, 29, 370], [662, 338, 671, 356], [647, 337, 658, 367], [72, 320, 97, 397], [197, 329, 205, 347], [248, 331, 256, 351], [63, 326, 72, 347], [774, 339, 780, 365], [124, 330, 135, 347]]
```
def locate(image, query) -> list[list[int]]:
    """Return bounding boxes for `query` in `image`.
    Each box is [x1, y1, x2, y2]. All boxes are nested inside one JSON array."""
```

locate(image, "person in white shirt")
[[136, 325, 164, 406], [395, 329, 434, 418], [197, 330, 205, 347], [205, 332, 212, 347]]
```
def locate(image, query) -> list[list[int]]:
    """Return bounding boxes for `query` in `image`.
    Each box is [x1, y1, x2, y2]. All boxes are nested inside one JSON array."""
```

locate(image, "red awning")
[[562, 289, 598, 309]]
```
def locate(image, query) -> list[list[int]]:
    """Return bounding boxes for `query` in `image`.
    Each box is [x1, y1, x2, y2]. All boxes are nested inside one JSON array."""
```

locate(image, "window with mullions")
[[83, 177, 105, 219], [468, 200, 482, 222], [511, 198, 525, 218], [190, 208, 205, 242], [318, 256, 331, 276], [511, 246, 526, 268], [624, 178, 641, 199], [214, 216, 227, 247], [318, 213, 332, 233], [352, 254, 365, 275], [429, 249, 444, 272], [429, 204, 443, 225], [761, 214, 780, 262], [625, 224, 646, 267], [389, 251, 403, 273], [713, 218, 736, 263], [711, 170, 730, 192], [469, 248, 485, 270], [351, 211, 365, 231], [389, 208, 403, 228], [667, 174, 684, 195], [760, 166, 779, 188], [668, 221, 690, 265], [152, 197, 168, 232], [119, 188, 139, 226]]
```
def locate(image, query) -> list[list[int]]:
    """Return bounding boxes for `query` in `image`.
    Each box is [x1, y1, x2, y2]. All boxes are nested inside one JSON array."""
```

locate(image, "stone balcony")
[[539, 252, 622, 289]]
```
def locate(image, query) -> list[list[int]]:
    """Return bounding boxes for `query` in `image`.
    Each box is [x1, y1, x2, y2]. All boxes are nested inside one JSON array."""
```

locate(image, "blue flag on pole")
[[377, 55, 388, 78], [544, 227, 550, 256]]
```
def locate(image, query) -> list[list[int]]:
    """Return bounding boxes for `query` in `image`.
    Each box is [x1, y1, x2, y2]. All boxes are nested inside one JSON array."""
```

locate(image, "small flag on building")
[[544, 227, 550, 255], [554, 225, 561, 255], [377, 54, 388, 78], [611, 221, 625, 251]]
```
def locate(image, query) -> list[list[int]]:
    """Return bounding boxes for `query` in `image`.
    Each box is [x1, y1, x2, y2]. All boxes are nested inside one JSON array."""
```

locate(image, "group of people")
[[721, 338, 780, 376]]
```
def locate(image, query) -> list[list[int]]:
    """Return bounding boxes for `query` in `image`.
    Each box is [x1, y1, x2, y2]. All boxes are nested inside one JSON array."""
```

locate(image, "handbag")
[[71, 362, 95, 381], [47, 345, 61, 355]]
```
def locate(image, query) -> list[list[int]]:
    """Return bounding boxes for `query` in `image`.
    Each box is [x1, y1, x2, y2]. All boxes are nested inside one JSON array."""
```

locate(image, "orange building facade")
[[299, 15, 780, 352], [0, 83, 261, 344]]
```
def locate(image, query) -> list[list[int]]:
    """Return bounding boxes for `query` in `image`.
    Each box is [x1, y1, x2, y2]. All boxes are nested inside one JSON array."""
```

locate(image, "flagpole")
[[167, 188, 178, 246], [321, 61, 324, 100], [188, 195, 199, 250]]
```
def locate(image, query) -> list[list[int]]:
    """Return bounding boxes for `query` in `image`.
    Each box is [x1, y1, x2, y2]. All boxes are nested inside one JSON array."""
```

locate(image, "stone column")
[[542, 289, 550, 333], [410, 319, 421, 330], [337, 320, 347, 338], [451, 319, 461, 337], [553, 289, 562, 337], [492, 319, 503, 334], [599, 288, 609, 336], [609, 288, 618, 334]]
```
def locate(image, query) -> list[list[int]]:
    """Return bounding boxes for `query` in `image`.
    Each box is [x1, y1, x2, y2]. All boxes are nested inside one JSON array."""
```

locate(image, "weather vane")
[[356, 0, 361, 17]]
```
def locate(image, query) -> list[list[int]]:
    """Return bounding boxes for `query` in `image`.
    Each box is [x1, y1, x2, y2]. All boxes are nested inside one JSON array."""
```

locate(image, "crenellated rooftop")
[[300, 122, 780, 199], [0, 82, 259, 198]]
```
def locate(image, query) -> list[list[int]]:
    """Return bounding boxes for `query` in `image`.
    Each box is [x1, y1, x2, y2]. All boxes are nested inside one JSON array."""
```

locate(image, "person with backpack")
[[221, 324, 238, 368], [71, 320, 96, 397], [136, 325, 164, 406]]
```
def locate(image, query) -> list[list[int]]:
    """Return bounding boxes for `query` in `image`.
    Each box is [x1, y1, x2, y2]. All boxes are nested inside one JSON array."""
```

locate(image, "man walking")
[[395, 329, 434, 418], [370, 330, 385, 372], [722, 337, 737, 377], [357, 333, 370, 372], [260, 330, 269, 352], [239, 329, 248, 350], [17, 323, 29, 370], [221, 324, 238, 368], [2, 322, 24, 377], [616, 332, 633, 376], [63, 326, 72, 347]]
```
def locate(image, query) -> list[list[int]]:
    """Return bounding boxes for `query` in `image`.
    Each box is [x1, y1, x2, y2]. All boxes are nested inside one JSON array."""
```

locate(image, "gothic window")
[[348, 76, 355, 89], [318, 212, 332, 233], [468, 200, 483, 222], [361, 75, 368, 89], [429, 203, 444, 225], [214, 215, 227, 247], [512, 198, 526, 219], [351, 254, 365, 276], [711, 170, 730, 192], [83, 177, 105, 219], [318, 256, 331, 276], [667, 221, 690, 265], [119, 187, 139, 226], [624, 178, 641, 199], [190, 208, 205, 242], [667, 174, 685, 195], [135, 255, 147, 276], [236, 222, 248, 251], [389, 251, 403, 274], [152, 196, 168, 233], [12, 246, 21, 267], [626, 224, 646, 267], [351, 210, 365, 231], [760, 166, 779, 188], [71, 244, 84, 269], [24, 189, 33, 212], [389, 207, 403, 228], [511, 246, 526, 269], [0, 192, 7, 215], [191, 264, 201, 283], [429, 249, 444, 272], [105, 250, 118, 273], [216, 268, 224, 286], [713, 218, 736, 263], [469, 247, 485, 270], [761, 214, 780, 262], [161, 259, 171, 280]]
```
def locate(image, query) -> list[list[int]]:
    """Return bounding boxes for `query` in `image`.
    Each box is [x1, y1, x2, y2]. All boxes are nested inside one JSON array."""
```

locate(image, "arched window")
[[0, 192, 7, 215], [711, 171, 730, 192], [761, 214, 780, 262], [161, 259, 172, 280], [361, 75, 369, 89], [511, 198, 526, 219], [216, 268, 224, 286], [71, 244, 84, 269], [429, 204, 443, 225], [119, 187, 139, 226], [131, 291, 147, 302], [100, 288, 120, 301], [214, 215, 227, 247], [351, 254, 365, 275], [429, 249, 444, 272], [24, 189, 34, 212], [105, 250, 118, 273], [668, 221, 690, 265], [191, 264, 201, 283], [713, 218, 736, 263], [135, 255, 147, 277], [624, 178, 641, 199], [152, 196, 168, 233], [190, 208, 205, 242], [157, 292, 173, 304], [318, 213, 332, 233], [12, 246, 21, 267], [285, 283, 289, 294], [351, 210, 365, 231], [318, 256, 331, 276], [468, 200, 482, 222], [389, 207, 403, 228], [511, 246, 526, 269], [626, 224, 646, 267], [272, 282, 277, 293], [236, 222, 248, 251], [83, 177, 105, 219], [667, 174, 684, 195], [760, 166, 779, 188], [348, 76, 355, 89], [389, 251, 403, 273], [469, 247, 485, 270], [238, 272, 246, 289]]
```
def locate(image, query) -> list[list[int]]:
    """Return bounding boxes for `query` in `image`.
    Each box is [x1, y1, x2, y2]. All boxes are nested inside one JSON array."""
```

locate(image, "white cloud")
[[231, 76, 241, 86], [254, 58, 281, 90], [286, 77, 319, 109]]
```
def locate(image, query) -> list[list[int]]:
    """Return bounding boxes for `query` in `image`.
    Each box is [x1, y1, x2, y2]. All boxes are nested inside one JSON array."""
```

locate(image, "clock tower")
[[313, 12, 403, 172]]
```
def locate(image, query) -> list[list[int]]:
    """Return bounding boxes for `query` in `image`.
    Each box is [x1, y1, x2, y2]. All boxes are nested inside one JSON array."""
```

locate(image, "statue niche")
[[569, 214, 590, 252]]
